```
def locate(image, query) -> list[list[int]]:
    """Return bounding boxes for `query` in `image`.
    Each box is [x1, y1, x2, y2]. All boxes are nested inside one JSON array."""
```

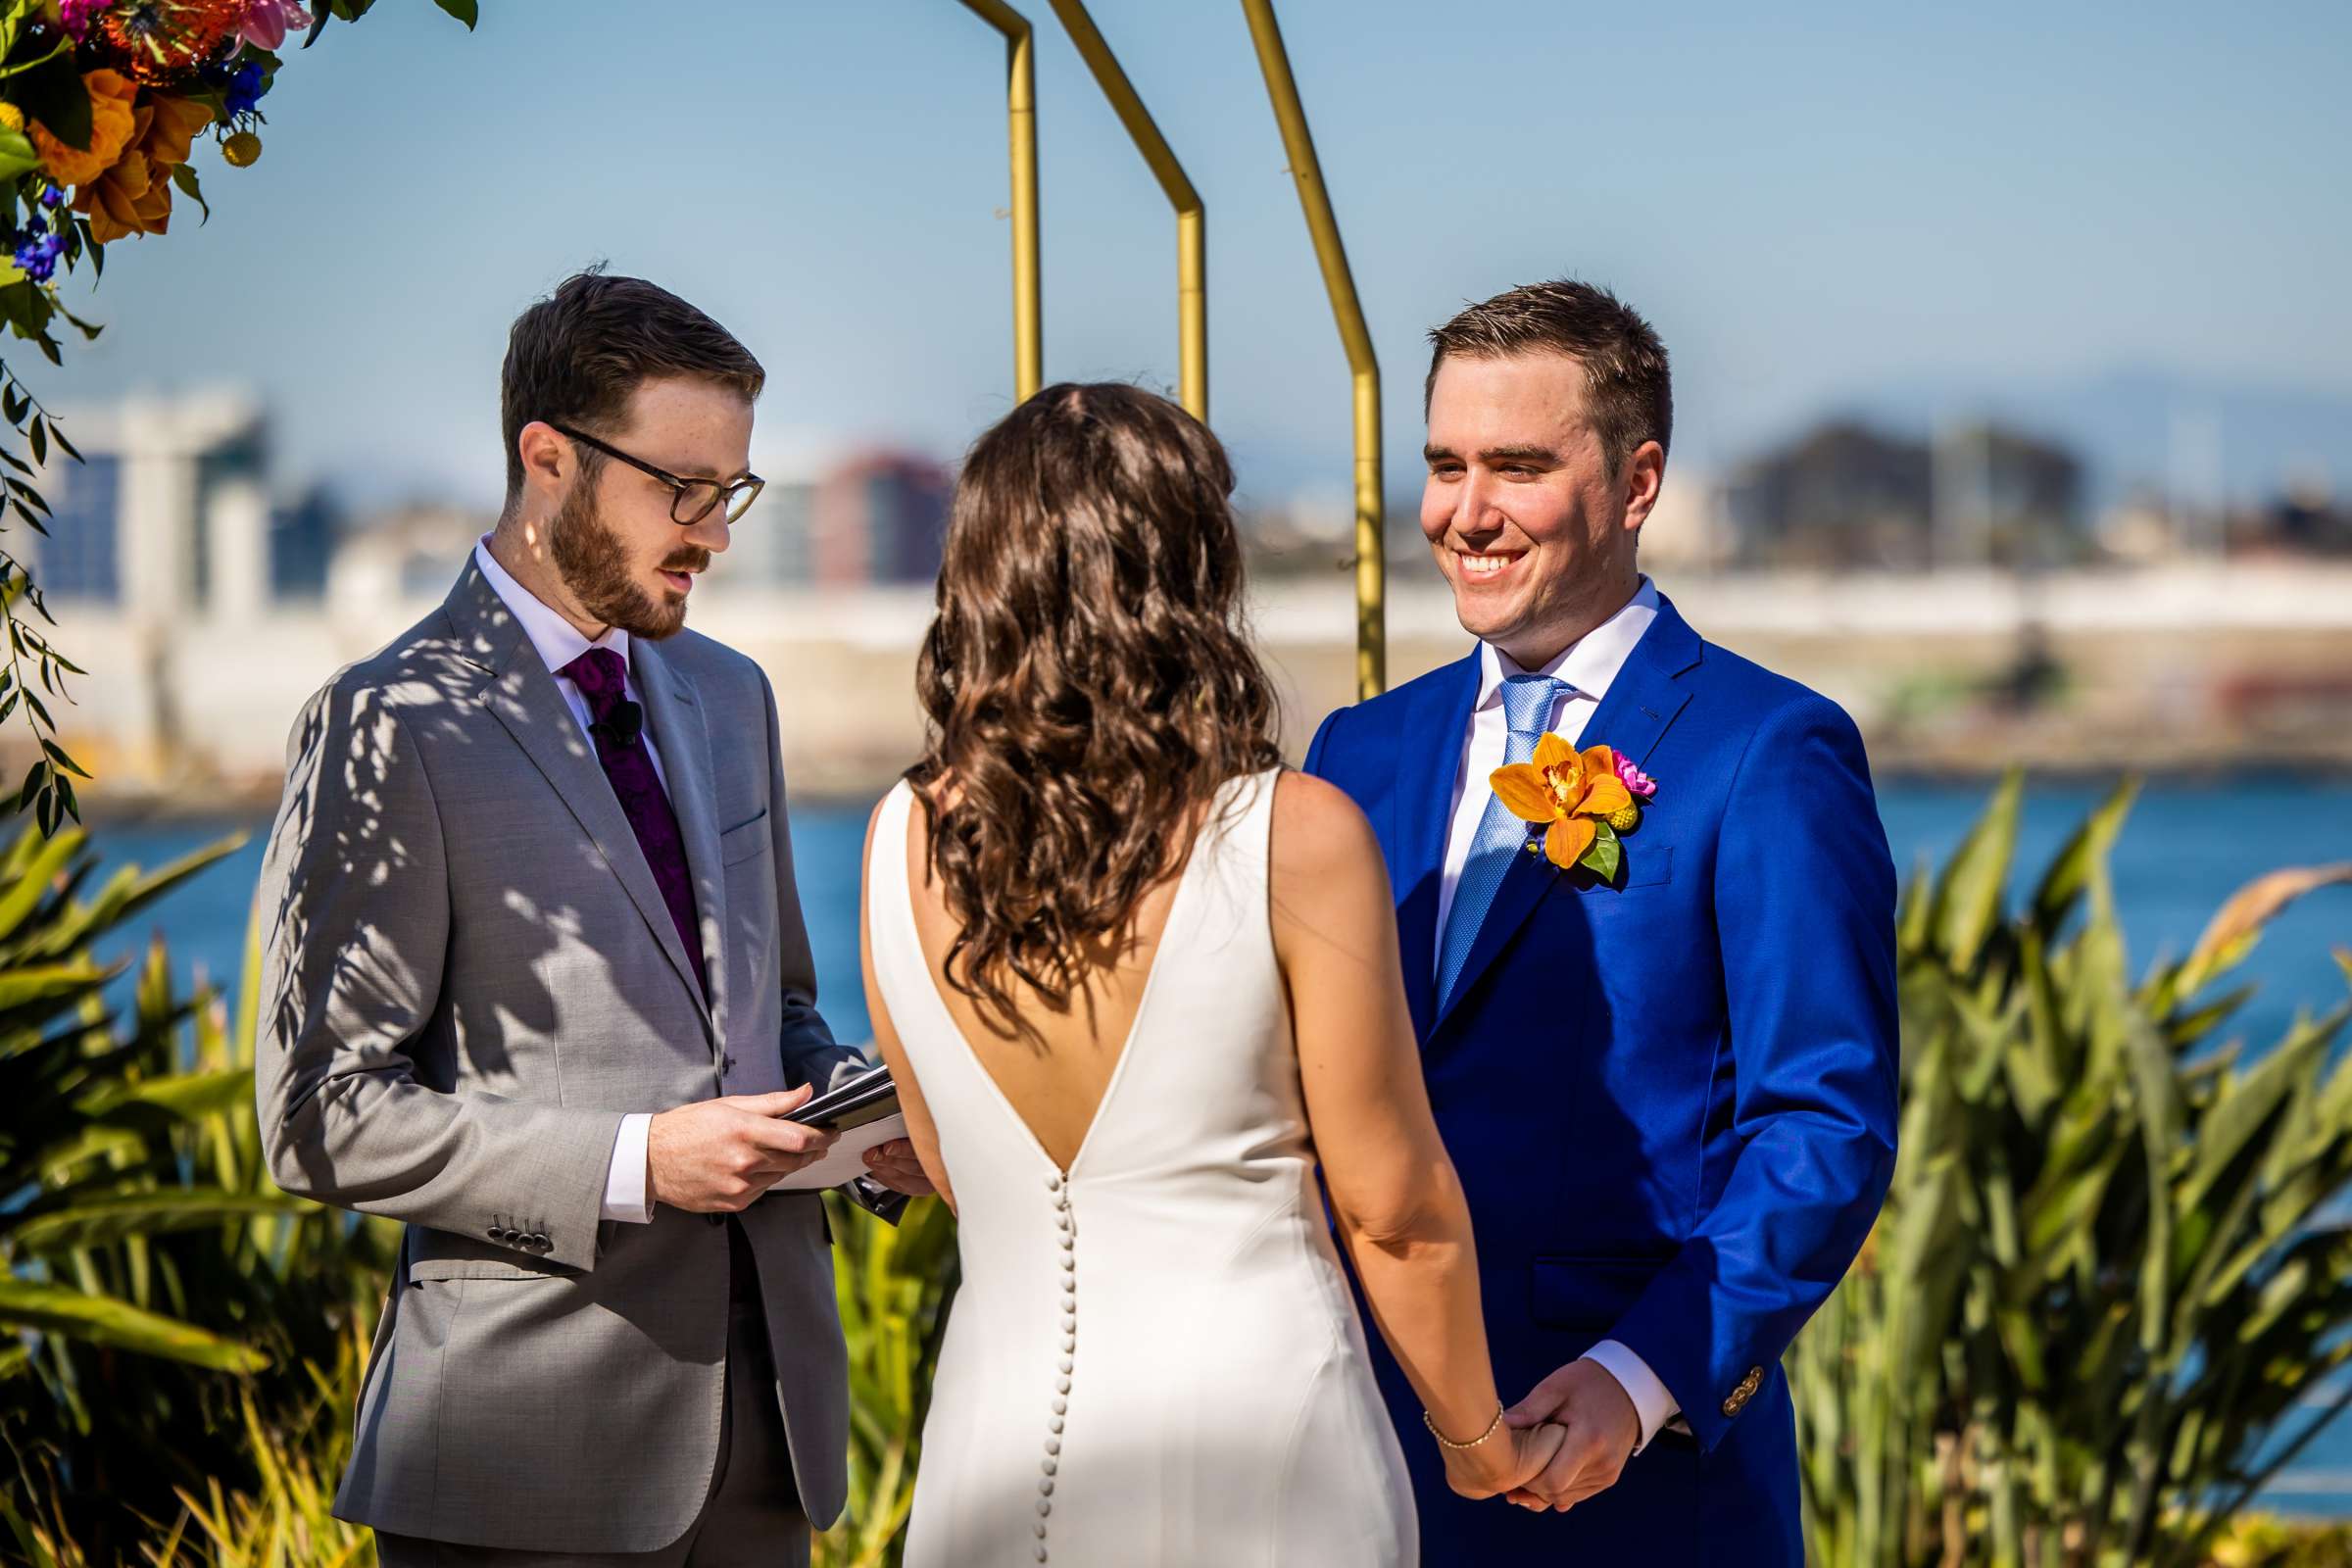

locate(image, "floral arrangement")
[[0, 0, 473, 831], [1491, 736, 1656, 882]]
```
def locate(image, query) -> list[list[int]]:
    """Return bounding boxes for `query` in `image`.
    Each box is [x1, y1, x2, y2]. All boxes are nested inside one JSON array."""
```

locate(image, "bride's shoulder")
[[860, 777, 924, 868], [1269, 771, 1390, 901]]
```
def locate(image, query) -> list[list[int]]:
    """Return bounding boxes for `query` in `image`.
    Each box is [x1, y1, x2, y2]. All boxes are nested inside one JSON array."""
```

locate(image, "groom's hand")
[[1501, 1359, 1641, 1513], [647, 1089, 838, 1213]]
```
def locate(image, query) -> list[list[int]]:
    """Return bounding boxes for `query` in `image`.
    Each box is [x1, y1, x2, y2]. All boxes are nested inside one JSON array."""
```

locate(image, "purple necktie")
[[562, 647, 708, 1001]]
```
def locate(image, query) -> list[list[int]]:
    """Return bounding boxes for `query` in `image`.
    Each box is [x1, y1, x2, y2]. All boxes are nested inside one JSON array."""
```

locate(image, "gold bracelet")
[[1423, 1402, 1505, 1450]]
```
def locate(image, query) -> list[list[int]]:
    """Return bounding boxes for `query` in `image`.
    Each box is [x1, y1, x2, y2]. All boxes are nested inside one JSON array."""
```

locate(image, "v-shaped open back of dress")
[[868, 767, 1415, 1567]]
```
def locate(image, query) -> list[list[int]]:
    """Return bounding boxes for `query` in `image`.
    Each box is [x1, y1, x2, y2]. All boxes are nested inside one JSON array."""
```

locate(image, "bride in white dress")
[[860, 383, 1563, 1565]]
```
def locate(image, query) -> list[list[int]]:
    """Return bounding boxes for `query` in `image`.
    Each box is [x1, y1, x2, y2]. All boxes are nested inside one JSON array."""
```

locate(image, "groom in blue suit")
[[1306, 280, 1897, 1564]]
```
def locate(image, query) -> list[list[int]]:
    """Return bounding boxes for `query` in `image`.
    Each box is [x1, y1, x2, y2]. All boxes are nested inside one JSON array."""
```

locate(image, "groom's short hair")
[[499, 268, 765, 505], [1425, 279, 1671, 476]]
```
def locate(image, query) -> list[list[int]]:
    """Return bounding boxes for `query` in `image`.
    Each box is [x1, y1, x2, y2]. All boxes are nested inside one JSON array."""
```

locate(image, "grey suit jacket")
[[255, 559, 858, 1552]]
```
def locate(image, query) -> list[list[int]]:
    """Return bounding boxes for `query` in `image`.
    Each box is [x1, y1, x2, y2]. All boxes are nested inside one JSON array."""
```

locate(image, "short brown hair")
[[499, 269, 765, 504], [1425, 279, 1671, 474]]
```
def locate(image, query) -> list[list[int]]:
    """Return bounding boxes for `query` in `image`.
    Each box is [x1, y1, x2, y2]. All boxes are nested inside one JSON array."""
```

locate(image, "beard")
[[549, 476, 710, 640]]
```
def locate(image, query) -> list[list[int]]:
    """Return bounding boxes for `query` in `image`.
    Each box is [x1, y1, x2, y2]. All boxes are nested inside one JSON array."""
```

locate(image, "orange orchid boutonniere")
[[1490, 737, 1658, 883]]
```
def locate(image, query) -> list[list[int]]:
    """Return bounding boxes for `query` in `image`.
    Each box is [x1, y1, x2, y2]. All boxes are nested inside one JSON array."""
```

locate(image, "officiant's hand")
[[860, 1140, 937, 1197], [648, 1089, 839, 1213], [1500, 1359, 1641, 1512]]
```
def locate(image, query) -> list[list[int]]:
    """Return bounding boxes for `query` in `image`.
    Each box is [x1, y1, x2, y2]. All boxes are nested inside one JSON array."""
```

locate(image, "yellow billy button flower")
[[222, 131, 262, 167], [1490, 735, 1634, 873]]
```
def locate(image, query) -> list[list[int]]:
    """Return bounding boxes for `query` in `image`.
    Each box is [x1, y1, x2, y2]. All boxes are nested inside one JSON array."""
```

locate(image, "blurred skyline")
[[22, 0, 2352, 514]]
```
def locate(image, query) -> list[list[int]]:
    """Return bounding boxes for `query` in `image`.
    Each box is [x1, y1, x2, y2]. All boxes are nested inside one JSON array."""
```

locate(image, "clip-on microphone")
[[594, 700, 645, 751]]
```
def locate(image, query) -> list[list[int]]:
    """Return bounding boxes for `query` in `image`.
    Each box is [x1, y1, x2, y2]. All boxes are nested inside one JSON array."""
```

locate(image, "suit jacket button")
[[707, 1212, 725, 1227], [529, 1233, 550, 1250]]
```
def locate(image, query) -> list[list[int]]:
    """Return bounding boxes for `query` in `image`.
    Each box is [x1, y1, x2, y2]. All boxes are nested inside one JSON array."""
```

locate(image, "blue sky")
[[27, 0, 2352, 510]]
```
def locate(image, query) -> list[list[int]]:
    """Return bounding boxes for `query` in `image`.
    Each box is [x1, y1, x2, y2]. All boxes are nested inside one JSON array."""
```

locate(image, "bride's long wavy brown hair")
[[910, 382, 1284, 1031]]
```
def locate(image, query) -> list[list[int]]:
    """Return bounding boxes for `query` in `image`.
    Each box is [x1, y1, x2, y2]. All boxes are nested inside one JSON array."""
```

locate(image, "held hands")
[[1439, 1412, 1570, 1503], [1499, 1358, 1642, 1513], [648, 1087, 838, 1212]]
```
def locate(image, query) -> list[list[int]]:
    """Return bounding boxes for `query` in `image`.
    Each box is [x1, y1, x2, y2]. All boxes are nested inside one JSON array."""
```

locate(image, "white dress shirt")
[[473, 539, 662, 1225], [1433, 574, 1682, 1454]]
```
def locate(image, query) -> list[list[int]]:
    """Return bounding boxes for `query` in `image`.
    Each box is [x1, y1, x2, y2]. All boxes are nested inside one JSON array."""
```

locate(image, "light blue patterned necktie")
[[1435, 673, 1571, 1012]]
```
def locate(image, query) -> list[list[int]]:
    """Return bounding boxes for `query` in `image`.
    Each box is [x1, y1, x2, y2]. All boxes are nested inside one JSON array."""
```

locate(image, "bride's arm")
[[1270, 772, 1556, 1501], [861, 799, 956, 1216]]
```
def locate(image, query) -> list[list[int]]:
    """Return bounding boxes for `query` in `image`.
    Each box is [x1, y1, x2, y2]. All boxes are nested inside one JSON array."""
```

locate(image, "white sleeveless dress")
[[868, 769, 1416, 1567]]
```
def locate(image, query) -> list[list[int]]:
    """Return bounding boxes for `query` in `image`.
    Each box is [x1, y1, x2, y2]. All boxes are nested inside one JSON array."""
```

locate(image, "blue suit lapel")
[[1393, 652, 1482, 1040], [1427, 598, 1703, 1040]]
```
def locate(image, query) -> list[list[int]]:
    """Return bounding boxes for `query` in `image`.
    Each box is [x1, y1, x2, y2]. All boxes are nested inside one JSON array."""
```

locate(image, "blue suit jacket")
[[1304, 596, 1898, 1565]]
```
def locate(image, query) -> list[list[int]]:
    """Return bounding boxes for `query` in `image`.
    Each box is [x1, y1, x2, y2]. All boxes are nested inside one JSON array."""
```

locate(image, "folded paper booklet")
[[771, 1064, 907, 1192]]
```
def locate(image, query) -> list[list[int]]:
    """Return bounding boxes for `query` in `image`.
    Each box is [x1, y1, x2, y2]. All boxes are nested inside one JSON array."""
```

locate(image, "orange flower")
[[1490, 736, 1635, 870], [30, 69, 140, 188], [74, 92, 214, 242]]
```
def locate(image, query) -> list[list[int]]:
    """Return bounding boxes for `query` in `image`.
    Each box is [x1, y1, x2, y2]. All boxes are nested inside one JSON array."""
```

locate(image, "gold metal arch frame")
[[956, 0, 1044, 402], [953, 0, 1385, 699], [1242, 0, 1386, 700], [1046, 0, 1207, 422]]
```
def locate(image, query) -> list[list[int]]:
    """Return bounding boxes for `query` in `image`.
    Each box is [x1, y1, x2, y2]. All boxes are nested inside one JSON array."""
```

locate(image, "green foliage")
[[9, 774, 2348, 1565], [0, 819, 396, 1559], [1791, 771, 2352, 1568], [812, 1194, 959, 1568]]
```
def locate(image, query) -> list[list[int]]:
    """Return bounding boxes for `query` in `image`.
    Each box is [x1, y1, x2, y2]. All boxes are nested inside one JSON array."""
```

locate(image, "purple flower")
[[1614, 755, 1657, 800], [224, 61, 269, 117], [38, 185, 65, 211], [15, 233, 63, 283]]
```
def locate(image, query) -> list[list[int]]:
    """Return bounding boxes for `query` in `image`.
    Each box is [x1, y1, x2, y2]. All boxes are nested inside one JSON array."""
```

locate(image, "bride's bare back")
[[897, 785, 1200, 1173]]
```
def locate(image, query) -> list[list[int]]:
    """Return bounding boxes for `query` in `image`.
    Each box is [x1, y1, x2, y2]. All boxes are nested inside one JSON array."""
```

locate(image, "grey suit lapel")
[[443, 560, 712, 1037], [633, 637, 728, 1054]]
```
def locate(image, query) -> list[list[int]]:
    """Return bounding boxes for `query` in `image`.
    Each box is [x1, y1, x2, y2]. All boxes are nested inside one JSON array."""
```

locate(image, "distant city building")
[[2227, 470, 2352, 560], [26, 390, 330, 617], [2097, 488, 2180, 564], [1929, 421, 2086, 567], [1725, 421, 1933, 569], [721, 476, 818, 588], [1638, 469, 1731, 570], [270, 484, 342, 601], [705, 446, 947, 592], [1238, 486, 1354, 579], [1725, 418, 2084, 569], [812, 453, 950, 588], [325, 503, 489, 619]]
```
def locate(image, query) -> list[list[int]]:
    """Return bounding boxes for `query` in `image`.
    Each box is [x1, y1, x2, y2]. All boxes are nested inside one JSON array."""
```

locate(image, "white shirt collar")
[[1475, 575, 1661, 710], [473, 537, 631, 679]]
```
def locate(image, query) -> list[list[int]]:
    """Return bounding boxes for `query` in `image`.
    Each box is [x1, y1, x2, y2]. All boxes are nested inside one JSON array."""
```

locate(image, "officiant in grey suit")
[[254, 270, 933, 1566]]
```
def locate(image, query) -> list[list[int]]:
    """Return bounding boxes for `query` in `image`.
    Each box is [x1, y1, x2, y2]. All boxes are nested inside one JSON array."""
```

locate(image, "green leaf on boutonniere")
[[1579, 819, 1622, 884]]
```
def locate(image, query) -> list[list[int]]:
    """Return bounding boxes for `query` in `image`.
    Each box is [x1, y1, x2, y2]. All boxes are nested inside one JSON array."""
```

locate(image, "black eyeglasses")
[[546, 421, 765, 525]]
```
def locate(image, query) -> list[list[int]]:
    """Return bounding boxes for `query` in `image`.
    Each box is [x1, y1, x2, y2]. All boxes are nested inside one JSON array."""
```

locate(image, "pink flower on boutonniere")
[[1615, 755, 1656, 801]]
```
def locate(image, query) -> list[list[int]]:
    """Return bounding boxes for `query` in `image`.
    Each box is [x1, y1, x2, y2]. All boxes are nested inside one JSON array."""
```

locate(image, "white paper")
[[771, 1111, 910, 1191]]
